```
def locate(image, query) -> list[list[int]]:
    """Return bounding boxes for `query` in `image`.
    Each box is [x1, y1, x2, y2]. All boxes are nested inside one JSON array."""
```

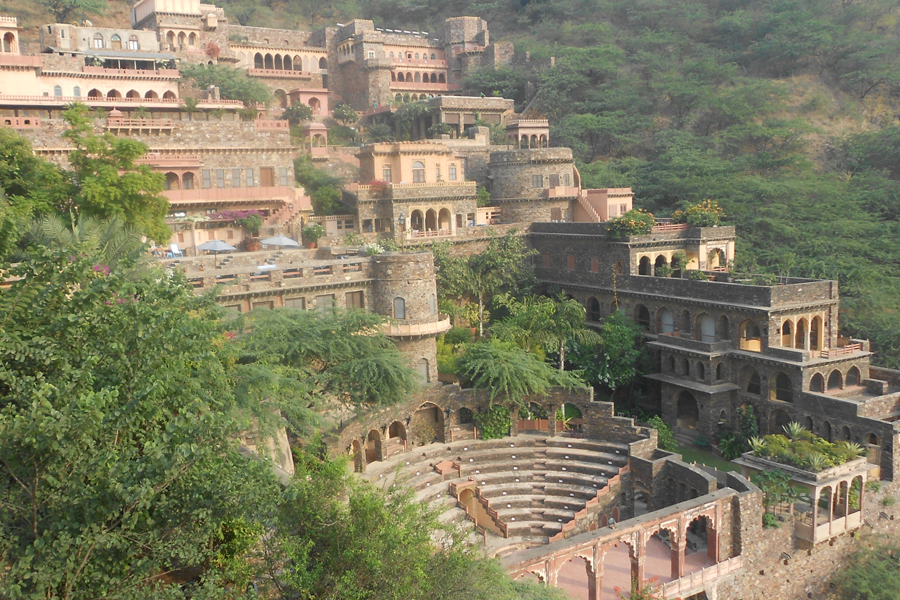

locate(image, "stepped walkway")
[[360, 433, 629, 556]]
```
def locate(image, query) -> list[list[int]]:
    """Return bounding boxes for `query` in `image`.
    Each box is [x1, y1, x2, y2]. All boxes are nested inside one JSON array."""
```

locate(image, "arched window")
[[128, 35, 139, 50], [587, 297, 601, 322], [414, 72, 421, 82], [412, 161, 425, 183], [145, 90, 158, 99], [696, 313, 715, 343], [846, 366, 860, 387], [795, 318, 807, 349], [417, 358, 430, 382], [73, 86, 81, 97], [438, 73, 445, 82], [163, 91, 176, 99], [182, 172, 195, 190], [634, 304, 650, 330], [264, 53, 274, 69], [717, 314, 730, 340], [658, 308, 674, 334], [93, 33, 104, 49], [396, 72, 404, 82], [431, 53, 436, 59], [739, 320, 762, 352], [741, 366, 761, 395], [810, 373, 825, 392], [697, 362, 705, 381], [382, 165, 392, 182], [781, 320, 793, 346], [676, 391, 699, 429], [319, 57, 327, 70], [2, 32, 15, 53], [666, 355, 675, 372], [390, 51, 394, 58], [827, 370, 842, 390], [654, 255, 668, 276], [415, 52, 419, 59], [772, 372, 793, 402], [811, 316, 823, 351], [111, 34, 122, 50], [53, 85, 62, 97], [682, 358, 690, 376], [274, 54, 283, 70], [393, 297, 406, 319], [166, 31, 175, 46], [716, 363, 724, 380], [254, 53, 264, 69], [284, 55, 292, 70], [87, 88, 102, 98], [188, 32, 197, 46], [177, 32, 186, 47]]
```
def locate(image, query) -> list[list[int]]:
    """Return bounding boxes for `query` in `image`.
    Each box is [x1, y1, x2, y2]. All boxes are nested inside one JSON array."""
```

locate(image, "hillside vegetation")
[[7, 0, 900, 366]]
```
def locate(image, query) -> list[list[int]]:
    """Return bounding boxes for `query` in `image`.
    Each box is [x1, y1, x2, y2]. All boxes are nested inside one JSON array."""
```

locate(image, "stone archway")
[[676, 391, 699, 429], [411, 402, 445, 445], [365, 429, 382, 464], [351, 439, 364, 472]]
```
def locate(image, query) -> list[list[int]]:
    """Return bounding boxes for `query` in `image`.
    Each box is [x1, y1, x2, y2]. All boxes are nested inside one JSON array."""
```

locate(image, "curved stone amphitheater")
[[336, 385, 760, 599]]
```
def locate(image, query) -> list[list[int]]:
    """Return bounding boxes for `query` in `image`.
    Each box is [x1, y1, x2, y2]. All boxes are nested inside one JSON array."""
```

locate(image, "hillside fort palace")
[[2, 2, 900, 598]]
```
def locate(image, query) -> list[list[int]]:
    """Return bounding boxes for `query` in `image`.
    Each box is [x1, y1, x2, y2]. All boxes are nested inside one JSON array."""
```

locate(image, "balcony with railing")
[[247, 68, 315, 79], [82, 66, 180, 78], [164, 185, 299, 205], [389, 81, 461, 92], [384, 316, 451, 337], [0, 54, 42, 67], [107, 117, 174, 132], [545, 186, 579, 199]]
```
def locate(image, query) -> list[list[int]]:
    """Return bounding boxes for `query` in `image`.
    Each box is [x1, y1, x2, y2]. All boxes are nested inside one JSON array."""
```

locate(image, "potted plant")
[[302, 223, 325, 248], [235, 212, 263, 251]]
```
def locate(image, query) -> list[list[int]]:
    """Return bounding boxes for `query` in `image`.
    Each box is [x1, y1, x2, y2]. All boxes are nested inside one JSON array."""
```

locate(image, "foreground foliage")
[[831, 534, 900, 600]]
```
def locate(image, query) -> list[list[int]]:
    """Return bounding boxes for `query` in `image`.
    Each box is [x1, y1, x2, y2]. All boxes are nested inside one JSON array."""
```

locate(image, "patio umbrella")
[[196, 240, 237, 253], [260, 234, 302, 248]]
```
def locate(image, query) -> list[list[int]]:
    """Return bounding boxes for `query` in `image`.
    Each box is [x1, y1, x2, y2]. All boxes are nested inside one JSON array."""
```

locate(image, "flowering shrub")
[[606, 209, 655, 238], [365, 179, 390, 197], [673, 200, 725, 227], [209, 210, 264, 236], [363, 242, 385, 256]]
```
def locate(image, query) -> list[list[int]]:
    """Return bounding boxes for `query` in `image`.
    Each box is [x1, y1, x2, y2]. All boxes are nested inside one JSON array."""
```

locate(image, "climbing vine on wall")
[[475, 405, 511, 440]]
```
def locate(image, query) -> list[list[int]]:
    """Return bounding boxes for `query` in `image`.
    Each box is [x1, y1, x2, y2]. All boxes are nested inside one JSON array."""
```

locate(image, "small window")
[[415, 52, 420, 59], [279, 167, 289, 186], [383, 165, 392, 182], [232, 168, 241, 187], [368, 50, 375, 59], [566, 255, 575, 270], [591, 257, 599, 273], [393, 297, 406, 319], [316, 294, 334, 313], [73, 86, 81, 97], [53, 85, 62, 97], [412, 161, 425, 183], [216, 169, 225, 188], [620, 203, 628, 214], [542, 254, 551, 268], [201, 170, 211, 189], [345, 291, 364, 309], [284, 297, 305, 309], [246, 168, 255, 187], [336, 220, 343, 230], [435, 165, 441, 180], [431, 53, 436, 59], [93, 33, 104, 49], [532, 174, 543, 188], [563, 173, 570, 186], [449, 164, 457, 181], [390, 51, 394, 58], [550, 207, 562, 221], [128, 35, 139, 50]]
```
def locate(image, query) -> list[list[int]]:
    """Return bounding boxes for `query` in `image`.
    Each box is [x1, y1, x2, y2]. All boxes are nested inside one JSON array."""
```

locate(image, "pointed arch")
[[810, 373, 825, 392], [827, 370, 842, 391]]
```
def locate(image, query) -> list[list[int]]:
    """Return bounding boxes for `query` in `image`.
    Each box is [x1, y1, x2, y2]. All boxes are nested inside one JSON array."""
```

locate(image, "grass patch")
[[676, 445, 739, 473]]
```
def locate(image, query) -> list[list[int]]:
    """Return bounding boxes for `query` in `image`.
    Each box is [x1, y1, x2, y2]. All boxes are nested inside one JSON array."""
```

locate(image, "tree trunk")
[[559, 341, 565, 371], [478, 293, 484, 338]]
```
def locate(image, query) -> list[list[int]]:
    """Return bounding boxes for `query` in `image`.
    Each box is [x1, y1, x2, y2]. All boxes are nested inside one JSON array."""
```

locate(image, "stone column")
[[632, 540, 644, 590], [589, 544, 603, 600], [548, 403, 559, 437], [843, 479, 851, 519], [509, 408, 519, 437], [547, 557, 558, 586], [672, 532, 685, 579]]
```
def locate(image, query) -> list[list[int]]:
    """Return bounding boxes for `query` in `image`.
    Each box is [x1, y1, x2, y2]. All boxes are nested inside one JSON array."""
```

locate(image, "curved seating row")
[[359, 435, 630, 549]]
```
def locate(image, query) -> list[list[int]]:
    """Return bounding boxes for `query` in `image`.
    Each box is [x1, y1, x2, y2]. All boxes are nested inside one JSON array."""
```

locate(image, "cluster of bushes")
[[605, 209, 655, 238], [749, 424, 865, 472], [672, 200, 725, 227]]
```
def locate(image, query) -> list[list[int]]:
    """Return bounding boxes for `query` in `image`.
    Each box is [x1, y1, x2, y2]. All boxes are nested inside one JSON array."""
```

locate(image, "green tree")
[[0, 249, 281, 599], [293, 154, 343, 194], [239, 307, 418, 413], [62, 103, 170, 242], [27, 214, 150, 274], [258, 448, 566, 600], [568, 310, 645, 400], [457, 339, 583, 407], [831, 534, 900, 600], [311, 185, 342, 215], [281, 103, 314, 127], [39, 0, 107, 23], [331, 103, 359, 124], [366, 123, 394, 143], [180, 64, 270, 106], [433, 230, 535, 337]]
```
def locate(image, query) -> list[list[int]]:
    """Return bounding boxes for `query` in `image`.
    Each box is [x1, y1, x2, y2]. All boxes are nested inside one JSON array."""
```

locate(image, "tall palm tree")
[[28, 214, 150, 274]]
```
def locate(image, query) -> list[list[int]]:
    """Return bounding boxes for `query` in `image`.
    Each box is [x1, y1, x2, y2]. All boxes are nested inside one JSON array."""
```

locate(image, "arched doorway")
[[388, 420, 406, 441], [555, 557, 591, 600], [827, 370, 842, 391], [412, 402, 444, 445], [847, 367, 860, 387], [458, 407, 474, 424], [810, 316, 822, 351], [557, 403, 583, 434], [685, 515, 716, 572], [518, 402, 548, 432], [438, 208, 451, 232], [740, 365, 761, 395], [164, 172, 180, 190], [639, 256, 652, 276], [274, 89, 287, 108], [365, 429, 381, 464], [717, 315, 730, 340], [410, 210, 424, 232], [676, 391, 700, 429], [425, 209, 437, 231], [308, 97, 321, 113], [795, 318, 807, 349], [601, 542, 633, 599], [416, 358, 430, 382], [654, 255, 668, 276], [769, 408, 790, 434], [811, 373, 825, 392]]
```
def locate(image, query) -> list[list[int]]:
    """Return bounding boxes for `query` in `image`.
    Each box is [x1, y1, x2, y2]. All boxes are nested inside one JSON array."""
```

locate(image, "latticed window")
[[93, 33, 104, 49], [449, 164, 457, 181]]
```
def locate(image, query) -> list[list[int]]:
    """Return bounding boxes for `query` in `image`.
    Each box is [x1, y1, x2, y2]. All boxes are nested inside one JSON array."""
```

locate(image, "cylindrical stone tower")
[[371, 251, 449, 383]]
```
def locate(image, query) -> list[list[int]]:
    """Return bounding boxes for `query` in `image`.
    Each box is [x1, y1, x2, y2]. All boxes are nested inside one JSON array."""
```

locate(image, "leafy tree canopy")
[[39, 0, 107, 23], [180, 63, 271, 106]]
